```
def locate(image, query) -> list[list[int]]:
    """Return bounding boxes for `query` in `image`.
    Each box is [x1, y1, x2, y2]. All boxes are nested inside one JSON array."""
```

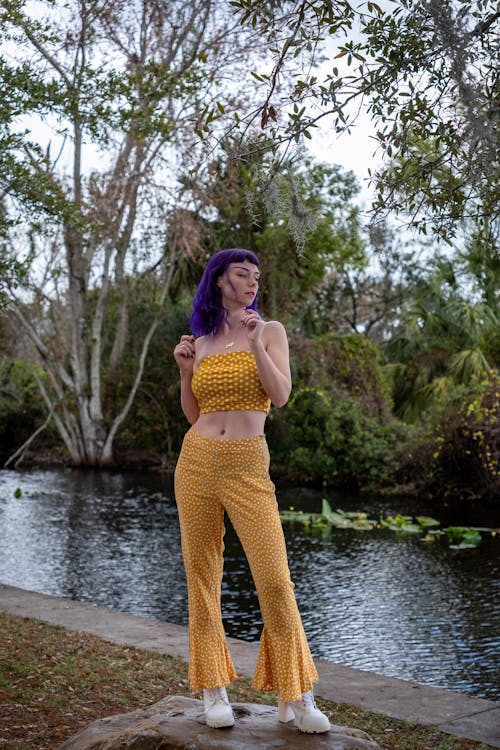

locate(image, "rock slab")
[[58, 696, 380, 749]]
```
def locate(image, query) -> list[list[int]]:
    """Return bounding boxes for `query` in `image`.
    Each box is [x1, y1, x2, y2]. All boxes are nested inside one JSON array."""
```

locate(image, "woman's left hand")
[[241, 309, 265, 346]]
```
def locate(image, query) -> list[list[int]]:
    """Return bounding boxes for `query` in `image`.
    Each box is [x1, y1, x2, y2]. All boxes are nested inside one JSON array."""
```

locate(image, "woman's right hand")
[[173, 335, 196, 375]]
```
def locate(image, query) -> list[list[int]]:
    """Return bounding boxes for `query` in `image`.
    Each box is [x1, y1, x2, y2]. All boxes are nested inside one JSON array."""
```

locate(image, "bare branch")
[[7, 302, 75, 391], [23, 29, 72, 88], [4, 407, 54, 468]]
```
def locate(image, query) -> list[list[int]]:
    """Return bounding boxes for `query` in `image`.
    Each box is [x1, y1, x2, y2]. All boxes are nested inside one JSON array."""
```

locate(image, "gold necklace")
[[222, 318, 241, 348]]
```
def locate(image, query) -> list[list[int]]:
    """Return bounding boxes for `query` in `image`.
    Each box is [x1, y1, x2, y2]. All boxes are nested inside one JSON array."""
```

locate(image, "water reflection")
[[0, 468, 498, 700]]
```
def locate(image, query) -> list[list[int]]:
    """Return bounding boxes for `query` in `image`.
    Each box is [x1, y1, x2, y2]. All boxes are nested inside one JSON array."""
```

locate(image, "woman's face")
[[218, 260, 260, 307]]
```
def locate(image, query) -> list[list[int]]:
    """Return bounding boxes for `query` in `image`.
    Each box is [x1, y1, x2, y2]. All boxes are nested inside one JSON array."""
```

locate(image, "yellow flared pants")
[[174, 426, 318, 701]]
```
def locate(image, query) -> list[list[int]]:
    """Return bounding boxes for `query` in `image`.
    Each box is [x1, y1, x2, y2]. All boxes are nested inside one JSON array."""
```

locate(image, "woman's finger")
[[174, 341, 194, 358]]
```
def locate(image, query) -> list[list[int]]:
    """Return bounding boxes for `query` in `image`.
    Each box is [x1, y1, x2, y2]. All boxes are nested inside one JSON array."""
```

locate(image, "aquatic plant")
[[279, 499, 496, 549]]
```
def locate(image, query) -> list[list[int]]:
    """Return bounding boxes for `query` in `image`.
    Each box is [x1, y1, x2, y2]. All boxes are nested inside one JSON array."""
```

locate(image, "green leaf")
[[319, 498, 331, 515], [415, 516, 440, 527]]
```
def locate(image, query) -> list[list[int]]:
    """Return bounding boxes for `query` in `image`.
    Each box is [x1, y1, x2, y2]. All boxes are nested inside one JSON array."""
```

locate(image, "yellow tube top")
[[191, 350, 271, 414]]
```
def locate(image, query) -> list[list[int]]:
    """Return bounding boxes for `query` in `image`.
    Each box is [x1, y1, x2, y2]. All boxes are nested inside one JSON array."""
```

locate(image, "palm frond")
[[448, 348, 494, 383]]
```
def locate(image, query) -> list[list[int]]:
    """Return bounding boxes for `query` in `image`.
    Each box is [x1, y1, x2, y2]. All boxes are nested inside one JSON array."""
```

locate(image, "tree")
[[183, 141, 367, 320], [0, 0, 260, 466], [386, 258, 499, 420], [226, 0, 499, 240], [298, 220, 425, 342], [459, 219, 500, 311]]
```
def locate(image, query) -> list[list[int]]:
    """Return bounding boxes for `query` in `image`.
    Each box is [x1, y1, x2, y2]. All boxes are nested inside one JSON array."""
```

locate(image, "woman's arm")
[[179, 372, 200, 425], [244, 315, 292, 408], [173, 335, 200, 424]]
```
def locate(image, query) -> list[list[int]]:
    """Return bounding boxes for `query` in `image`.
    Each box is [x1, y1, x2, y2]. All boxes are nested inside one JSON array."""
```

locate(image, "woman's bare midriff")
[[194, 410, 267, 439]]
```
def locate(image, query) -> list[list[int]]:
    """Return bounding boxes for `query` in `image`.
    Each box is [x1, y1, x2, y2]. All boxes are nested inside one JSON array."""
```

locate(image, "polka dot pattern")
[[174, 427, 318, 701], [191, 351, 271, 414]]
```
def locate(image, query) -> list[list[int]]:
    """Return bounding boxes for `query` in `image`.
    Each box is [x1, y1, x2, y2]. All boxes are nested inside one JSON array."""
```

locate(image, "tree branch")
[[30, 367, 81, 463], [469, 10, 500, 38], [7, 302, 75, 391], [4, 407, 54, 468], [23, 29, 72, 88]]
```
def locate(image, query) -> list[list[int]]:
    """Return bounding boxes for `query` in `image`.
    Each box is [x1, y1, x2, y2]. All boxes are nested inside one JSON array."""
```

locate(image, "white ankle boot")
[[203, 686, 235, 728], [278, 690, 330, 733]]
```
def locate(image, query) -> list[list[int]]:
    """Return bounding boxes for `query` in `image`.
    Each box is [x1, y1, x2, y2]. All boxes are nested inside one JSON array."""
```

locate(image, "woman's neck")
[[221, 307, 246, 333]]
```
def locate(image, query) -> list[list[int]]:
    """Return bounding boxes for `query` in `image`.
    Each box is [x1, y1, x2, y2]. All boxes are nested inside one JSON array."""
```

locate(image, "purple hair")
[[190, 248, 260, 336]]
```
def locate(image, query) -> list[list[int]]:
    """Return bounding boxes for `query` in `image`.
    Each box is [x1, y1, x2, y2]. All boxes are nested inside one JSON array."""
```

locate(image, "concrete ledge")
[[1, 583, 499, 748]]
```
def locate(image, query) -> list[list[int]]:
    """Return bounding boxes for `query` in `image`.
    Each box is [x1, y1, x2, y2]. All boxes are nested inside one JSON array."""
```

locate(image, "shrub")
[[110, 306, 192, 458], [269, 386, 396, 489], [0, 358, 52, 464], [429, 378, 500, 501], [386, 378, 500, 501], [290, 332, 392, 417]]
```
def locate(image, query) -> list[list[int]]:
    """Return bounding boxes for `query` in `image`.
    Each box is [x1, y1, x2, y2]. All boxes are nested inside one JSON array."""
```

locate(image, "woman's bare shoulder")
[[263, 319, 287, 334], [194, 335, 210, 362], [262, 320, 288, 345]]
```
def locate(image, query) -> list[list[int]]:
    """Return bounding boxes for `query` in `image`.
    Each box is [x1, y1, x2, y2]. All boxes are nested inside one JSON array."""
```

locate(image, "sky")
[[287, 31, 383, 206], [306, 110, 380, 203]]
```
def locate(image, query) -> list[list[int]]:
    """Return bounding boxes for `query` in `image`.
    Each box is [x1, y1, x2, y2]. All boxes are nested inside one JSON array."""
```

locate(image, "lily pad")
[[415, 515, 440, 527], [280, 502, 493, 550]]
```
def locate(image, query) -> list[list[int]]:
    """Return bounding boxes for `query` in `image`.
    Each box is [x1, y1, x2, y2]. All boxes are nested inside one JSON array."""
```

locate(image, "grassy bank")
[[0, 611, 495, 750]]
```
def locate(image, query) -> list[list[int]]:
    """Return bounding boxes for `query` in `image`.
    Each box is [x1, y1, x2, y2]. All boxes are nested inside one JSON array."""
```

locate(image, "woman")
[[173, 248, 329, 734]]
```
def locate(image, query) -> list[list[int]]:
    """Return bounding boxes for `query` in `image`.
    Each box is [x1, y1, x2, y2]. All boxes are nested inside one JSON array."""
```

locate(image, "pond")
[[0, 468, 498, 701]]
